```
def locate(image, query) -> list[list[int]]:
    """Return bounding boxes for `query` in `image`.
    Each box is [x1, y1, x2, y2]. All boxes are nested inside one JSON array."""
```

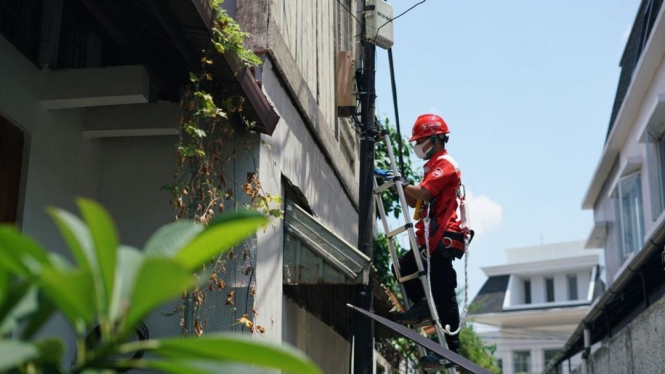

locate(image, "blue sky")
[[373, 0, 640, 300]]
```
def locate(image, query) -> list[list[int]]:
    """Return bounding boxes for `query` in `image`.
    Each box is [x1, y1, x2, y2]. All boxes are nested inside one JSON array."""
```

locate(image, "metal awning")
[[283, 202, 370, 285]]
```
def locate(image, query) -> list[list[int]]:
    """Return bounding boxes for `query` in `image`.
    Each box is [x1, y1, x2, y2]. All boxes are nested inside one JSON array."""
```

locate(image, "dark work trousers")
[[394, 244, 461, 354]]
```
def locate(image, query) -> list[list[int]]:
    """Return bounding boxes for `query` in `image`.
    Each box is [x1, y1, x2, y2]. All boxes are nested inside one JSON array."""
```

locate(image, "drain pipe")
[[582, 323, 591, 374]]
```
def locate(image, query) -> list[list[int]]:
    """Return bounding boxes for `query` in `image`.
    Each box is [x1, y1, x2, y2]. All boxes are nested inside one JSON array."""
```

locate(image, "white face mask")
[[414, 139, 433, 160]]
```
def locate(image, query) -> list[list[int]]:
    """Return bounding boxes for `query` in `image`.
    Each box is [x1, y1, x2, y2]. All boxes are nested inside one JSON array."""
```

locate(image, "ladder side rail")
[[382, 133, 432, 297], [374, 176, 429, 361], [373, 177, 411, 309]]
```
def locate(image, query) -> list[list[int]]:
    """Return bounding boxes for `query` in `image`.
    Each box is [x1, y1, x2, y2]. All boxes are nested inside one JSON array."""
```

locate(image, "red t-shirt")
[[415, 150, 462, 248]]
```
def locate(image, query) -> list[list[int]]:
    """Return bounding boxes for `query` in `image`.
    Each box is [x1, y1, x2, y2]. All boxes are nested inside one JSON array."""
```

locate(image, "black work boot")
[[394, 298, 431, 325]]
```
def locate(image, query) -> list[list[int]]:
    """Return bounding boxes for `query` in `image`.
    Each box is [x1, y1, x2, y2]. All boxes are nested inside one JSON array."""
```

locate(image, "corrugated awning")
[[283, 202, 370, 285]]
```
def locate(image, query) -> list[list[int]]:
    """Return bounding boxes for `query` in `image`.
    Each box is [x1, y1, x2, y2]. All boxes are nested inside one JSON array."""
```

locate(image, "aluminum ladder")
[[373, 127, 457, 374]]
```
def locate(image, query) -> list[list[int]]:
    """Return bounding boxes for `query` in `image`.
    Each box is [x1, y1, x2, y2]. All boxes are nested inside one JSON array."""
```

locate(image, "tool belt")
[[441, 231, 465, 259], [421, 231, 465, 260]]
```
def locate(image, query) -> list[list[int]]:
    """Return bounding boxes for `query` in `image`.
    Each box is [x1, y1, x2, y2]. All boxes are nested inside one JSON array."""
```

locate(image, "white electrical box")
[[365, 0, 394, 49]]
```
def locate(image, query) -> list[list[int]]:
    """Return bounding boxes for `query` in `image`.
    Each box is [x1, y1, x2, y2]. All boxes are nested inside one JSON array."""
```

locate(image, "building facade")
[[549, 1, 665, 373], [0, 0, 390, 372], [470, 241, 602, 374]]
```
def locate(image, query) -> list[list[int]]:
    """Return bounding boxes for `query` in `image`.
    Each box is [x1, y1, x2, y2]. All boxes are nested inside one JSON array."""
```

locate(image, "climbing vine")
[[165, 0, 281, 337]]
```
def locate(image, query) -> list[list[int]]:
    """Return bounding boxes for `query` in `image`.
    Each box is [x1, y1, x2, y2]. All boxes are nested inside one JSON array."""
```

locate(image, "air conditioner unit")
[[365, 0, 394, 49]]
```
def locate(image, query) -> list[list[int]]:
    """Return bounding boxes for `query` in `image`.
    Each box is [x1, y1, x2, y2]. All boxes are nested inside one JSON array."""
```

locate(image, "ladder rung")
[[411, 319, 435, 329], [398, 271, 420, 283], [374, 180, 395, 194], [386, 224, 410, 238]]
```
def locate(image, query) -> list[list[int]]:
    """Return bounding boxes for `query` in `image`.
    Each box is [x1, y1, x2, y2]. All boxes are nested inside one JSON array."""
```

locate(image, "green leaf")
[[143, 221, 203, 258], [21, 296, 56, 340], [47, 207, 104, 325], [153, 334, 321, 374], [140, 360, 264, 374], [0, 282, 38, 335], [138, 360, 210, 374], [34, 338, 65, 365], [109, 246, 144, 323], [39, 267, 95, 325], [78, 198, 118, 314], [0, 268, 6, 302], [175, 210, 266, 271], [0, 341, 39, 371], [124, 258, 193, 332], [47, 207, 95, 271], [0, 226, 51, 276], [48, 252, 74, 271]]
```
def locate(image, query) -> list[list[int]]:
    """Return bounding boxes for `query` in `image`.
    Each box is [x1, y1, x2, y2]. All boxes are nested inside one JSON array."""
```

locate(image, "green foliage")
[[168, 0, 283, 338], [0, 199, 320, 374], [210, 1, 262, 66], [459, 323, 501, 374], [372, 233, 406, 294], [374, 119, 417, 219]]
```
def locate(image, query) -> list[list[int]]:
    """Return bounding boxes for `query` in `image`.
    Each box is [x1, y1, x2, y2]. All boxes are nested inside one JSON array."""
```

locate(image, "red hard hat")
[[409, 114, 450, 142]]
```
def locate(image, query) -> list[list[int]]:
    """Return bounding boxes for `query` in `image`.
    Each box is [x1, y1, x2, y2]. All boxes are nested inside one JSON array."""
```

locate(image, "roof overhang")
[[283, 202, 370, 285], [582, 5, 665, 209], [482, 255, 599, 277], [584, 221, 607, 249], [472, 305, 590, 328], [76, 0, 279, 135]]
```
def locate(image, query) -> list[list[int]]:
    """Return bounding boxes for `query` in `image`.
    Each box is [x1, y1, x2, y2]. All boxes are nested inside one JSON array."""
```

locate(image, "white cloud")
[[464, 191, 503, 234]]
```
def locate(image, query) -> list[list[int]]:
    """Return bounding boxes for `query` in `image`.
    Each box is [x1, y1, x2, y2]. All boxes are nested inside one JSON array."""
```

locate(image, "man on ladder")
[[393, 114, 470, 369]]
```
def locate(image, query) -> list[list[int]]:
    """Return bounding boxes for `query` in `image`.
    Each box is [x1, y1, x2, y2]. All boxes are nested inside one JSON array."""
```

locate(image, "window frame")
[[523, 279, 531, 304], [567, 274, 578, 301], [512, 350, 531, 374], [614, 172, 645, 258], [545, 277, 555, 303]]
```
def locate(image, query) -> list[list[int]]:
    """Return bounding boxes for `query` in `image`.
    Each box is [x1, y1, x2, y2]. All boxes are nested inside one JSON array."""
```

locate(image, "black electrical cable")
[[387, 48, 404, 173], [336, 0, 362, 25], [373, 0, 428, 44]]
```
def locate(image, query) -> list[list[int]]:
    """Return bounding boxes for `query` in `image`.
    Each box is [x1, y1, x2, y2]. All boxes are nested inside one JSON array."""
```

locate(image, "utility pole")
[[353, 0, 376, 372]]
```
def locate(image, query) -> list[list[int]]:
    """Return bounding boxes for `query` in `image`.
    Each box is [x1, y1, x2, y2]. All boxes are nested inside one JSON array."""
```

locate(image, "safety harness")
[[421, 154, 474, 336]]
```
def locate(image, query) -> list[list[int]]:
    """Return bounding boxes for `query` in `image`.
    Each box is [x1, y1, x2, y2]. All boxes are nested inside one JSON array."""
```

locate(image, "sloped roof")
[[469, 275, 510, 314]]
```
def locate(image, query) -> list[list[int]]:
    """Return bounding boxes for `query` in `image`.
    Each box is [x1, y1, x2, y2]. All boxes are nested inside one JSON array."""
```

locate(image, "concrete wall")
[[255, 57, 359, 346], [283, 298, 350, 374], [0, 33, 189, 364], [0, 34, 100, 365], [576, 295, 665, 374]]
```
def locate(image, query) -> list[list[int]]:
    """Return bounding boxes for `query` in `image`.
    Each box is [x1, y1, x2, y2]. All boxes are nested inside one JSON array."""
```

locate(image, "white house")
[[470, 241, 602, 374], [549, 1, 665, 373]]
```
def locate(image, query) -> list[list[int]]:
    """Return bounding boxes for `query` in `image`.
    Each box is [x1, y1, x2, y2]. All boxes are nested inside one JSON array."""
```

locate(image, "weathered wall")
[[255, 56, 359, 346], [283, 298, 350, 374], [270, 0, 337, 133], [574, 294, 665, 374]]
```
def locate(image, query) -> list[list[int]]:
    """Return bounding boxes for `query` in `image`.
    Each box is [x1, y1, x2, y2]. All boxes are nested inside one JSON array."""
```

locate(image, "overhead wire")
[[373, 0, 428, 44], [336, 0, 362, 25]]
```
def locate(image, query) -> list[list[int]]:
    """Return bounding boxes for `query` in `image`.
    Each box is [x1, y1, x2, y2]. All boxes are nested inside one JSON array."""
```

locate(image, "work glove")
[[373, 168, 393, 179]]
